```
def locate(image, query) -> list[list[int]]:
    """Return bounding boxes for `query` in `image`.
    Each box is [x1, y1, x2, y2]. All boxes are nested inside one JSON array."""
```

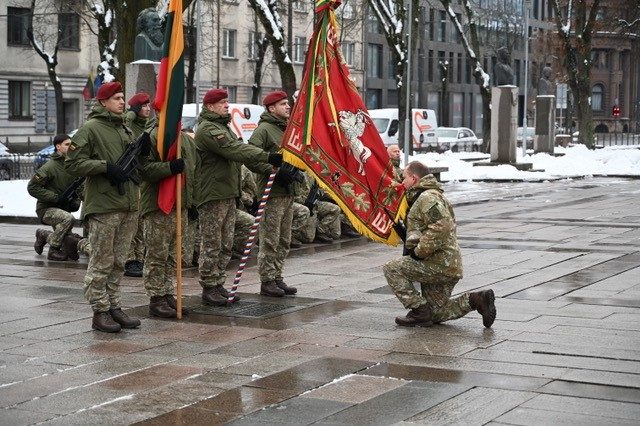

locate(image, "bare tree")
[[249, 15, 270, 105], [438, 59, 450, 125], [550, 0, 601, 149]]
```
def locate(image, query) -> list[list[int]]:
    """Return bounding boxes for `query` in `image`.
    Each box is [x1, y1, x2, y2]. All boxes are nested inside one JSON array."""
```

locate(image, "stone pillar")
[[534, 95, 556, 154], [125, 60, 160, 102], [490, 85, 518, 163]]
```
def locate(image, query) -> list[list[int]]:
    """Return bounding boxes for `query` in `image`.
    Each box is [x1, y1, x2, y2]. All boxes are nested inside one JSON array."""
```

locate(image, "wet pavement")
[[1, 177, 639, 425]]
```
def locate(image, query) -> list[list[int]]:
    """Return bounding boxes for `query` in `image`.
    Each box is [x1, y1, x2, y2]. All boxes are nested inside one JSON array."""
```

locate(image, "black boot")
[[92, 311, 121, 333], [202, 286, 227, 306], [149, 296, 177, 318], [469, 289, 496, 328], [124, 260, 143, 277], [216, 285, 240, 301], [395, 304, 433, 327], [275, 278, 297, 295], [260, 281, 285, 297], [314, 235, 333, 244], [109, 308, 141, 329], [34, 229, 50, 255], [47, 246, 68, 261], [164, 294, 189, 315], [62, 233, 81, 261]]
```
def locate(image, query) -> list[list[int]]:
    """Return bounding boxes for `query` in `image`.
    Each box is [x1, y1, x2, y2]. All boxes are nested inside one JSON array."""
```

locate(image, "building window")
[[294, 36, 306, 64], [388, 57, 396, 79], [388, 89, 398, 105], [457, 53, 462, 83], [8, 7, 30, 46], [438, 10, 447, 42], [366, 89, 381, 109], [367, 11, 381, 34], [58, 13, 80, 50], [292, 0, 307, 12], [248, 31, 262, 60], [367, 43, 383, 78], [222, 29, 236, 58], [223, 86, 237, 102], [340, 0, 355, 19], [429, 8, 435, 41], [342, 42, 355, 67], [428, 50, 434, 82], [8, 81, 31, 119], [592, 84, 604, 111]]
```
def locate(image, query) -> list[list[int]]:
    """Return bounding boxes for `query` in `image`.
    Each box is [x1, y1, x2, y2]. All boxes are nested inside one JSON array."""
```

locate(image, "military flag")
[[281, 0, 407, 245], [82, 73, 95, 100], [154, 0, 185, 214]]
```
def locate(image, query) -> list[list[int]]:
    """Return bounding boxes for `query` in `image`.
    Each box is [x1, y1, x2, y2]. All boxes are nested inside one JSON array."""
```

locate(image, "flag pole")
[[175, 136, 183, 319]]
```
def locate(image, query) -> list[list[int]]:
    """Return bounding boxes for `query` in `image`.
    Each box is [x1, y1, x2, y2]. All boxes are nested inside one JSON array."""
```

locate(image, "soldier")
[[65, 81, 147, 333], [291, 202, 316, 244], [140, 123, 194, 318], [383, 161, 496, 328], [387, 144, 403, 183], [124, 92, 151, 277], [28, 134, 90, 261], [294, 172, 340, 244], [194, 88, 282, 306], [179, 128, 200, 268], [249, 90, 301, 297]]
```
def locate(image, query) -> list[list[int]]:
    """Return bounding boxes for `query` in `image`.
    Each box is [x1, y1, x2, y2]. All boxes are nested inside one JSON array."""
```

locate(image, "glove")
[[267, 153, 283, 168], [187, 207, 199, 221], [139, 133, 152, 157], [249, 199, 260, 216], [274, 168, 294, 187], [106, 163, 128, 183], [67, 198, 81, 213], [407, 248, 423, 261], [392, 221, 407, 242], [169, 158, 185, 174]]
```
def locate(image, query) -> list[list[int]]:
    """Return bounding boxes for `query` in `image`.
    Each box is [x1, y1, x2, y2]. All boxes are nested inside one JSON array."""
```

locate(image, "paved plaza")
[[1, 177, 639, 425]]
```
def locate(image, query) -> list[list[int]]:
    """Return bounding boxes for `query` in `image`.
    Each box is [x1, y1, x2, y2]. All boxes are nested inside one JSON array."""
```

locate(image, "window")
[[592, 84, 604, 111], [223, 86, 237, 102], [248, 31, 262, 60], [388, 89, 398, 105], [222, 29, 236, 58], [292, 0, 307, 12], [8, 7, 30, 46], [294, 36, 306, 64], [342, 42, 355, 67], [428, 50, 434, 82], [366, 89, 382, 109], [591, 50, 608, 69], [367, 43, 383, 78], [438, 10, 447, 42], [340, 0, 355, 19], [367, 11, 381, 34], [58, 13, 80, 50], [388, 57, 396, 79], [457, 53, 462, 83], [8, 81, 31, 119]]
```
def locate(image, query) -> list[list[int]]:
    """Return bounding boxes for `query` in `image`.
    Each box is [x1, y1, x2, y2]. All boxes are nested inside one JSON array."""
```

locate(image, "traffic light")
[[612, 105, 620, 117]]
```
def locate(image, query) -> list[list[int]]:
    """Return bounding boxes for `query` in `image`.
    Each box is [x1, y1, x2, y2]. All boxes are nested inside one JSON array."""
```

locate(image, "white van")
[[369, 108, 438, 150], [182, 103, 264, 141]]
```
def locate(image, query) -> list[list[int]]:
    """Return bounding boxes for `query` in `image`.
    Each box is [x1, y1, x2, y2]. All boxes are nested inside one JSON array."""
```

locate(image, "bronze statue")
[[134, 8, 163, 61], [538, 66, 555, 96], [493, 47, 514, 86]]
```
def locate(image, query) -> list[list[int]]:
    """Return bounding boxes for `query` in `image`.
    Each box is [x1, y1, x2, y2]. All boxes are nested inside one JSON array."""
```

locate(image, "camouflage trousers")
[[83, 211, 138, 313], [41, 207, 74, 248], [77, 237, 91, 256], [383, 256, 471, 323], [258, 195, 294, 281], [182, 216, 199, 267], [127, 212, 145, 262], [234, 209, 256, 255], [316, 201, 341, 240], [292, 202, 315, 243], [142, 209, 187, 297], [198, 199, 235, 288]]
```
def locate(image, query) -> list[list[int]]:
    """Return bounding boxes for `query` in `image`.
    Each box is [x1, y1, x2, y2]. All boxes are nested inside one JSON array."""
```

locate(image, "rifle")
[[57, 177, 85, 212], [304, 181, 319, 215], [111, 131, 151, 195]]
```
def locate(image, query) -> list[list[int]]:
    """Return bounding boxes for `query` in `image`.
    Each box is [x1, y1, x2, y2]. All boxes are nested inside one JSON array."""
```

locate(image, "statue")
[[493, 47, 514, 86], [538, 66, 555, 96], [134, 8, 163, 61]]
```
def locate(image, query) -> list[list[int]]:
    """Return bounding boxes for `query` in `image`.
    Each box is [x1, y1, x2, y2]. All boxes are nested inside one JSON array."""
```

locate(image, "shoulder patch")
[[216, 134, 225, 140], [427, 204, 443, 222], [33, 174, 43, 181], [68, 143, 77, 151]]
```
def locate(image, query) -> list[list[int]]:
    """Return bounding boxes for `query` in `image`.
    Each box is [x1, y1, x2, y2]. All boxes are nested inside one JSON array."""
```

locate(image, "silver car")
[[422, 127, 480, 153]]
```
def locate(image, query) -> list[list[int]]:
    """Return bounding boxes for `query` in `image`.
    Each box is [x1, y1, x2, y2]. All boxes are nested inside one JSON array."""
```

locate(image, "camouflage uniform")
[[234, 209, 255, 255], [198, 198, 235, 287], [41, 208, 75, 248], [182, 215, 199, 267], [292, 202, 316, 243], [293, 173, 340, 241], [315, 201, 341, 240], [383, 175, 469, 323], [391, 158, 403, 183]]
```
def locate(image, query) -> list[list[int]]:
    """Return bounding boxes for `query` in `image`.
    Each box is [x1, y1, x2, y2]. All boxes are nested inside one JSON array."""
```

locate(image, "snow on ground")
[[0, 145, 638, 218]]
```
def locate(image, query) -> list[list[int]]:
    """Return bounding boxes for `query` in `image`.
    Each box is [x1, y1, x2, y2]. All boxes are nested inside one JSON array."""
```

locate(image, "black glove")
[[274, 168, 294, 187], [267, 153, 283, 168], [187, 207, 199, 221], [249, 199, 260, 216], [169, 158, 185, 174], [406, 248, 423, 261], [67, 198, 81, 213], [393, 221, 407, 242], [106, 162, 128, 183], [139, 133, 152, 157]]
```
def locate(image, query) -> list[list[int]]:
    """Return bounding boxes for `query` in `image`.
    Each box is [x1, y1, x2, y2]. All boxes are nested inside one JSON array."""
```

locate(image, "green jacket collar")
[[406, 174, 442, 205], [259, 111, 287, 130], [88, 104, 125, 125], [198, 108, 231, 126]]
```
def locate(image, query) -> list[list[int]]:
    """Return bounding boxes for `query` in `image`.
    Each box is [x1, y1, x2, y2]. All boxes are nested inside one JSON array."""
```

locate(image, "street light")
[[521, 0, 531, 157], [403, 0, 413, 165]]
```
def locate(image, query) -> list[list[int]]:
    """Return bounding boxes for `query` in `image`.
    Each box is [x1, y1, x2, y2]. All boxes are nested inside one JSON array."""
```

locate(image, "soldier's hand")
[[169, 158, 185, 175], [187, 206, 199, 221], [106, 163, 128, 183], [68, 198, 81, 213], [392, 221, 407, 242], [267, 153, 283, 167], [407, 248, 423, 261]]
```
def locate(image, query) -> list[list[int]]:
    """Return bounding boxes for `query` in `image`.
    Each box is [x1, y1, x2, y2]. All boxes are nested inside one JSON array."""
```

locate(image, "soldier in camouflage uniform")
[[65, 81, 147, 333], [123, 92, 151, 277], [293, 172, 340, 243], [387, 144, 403, 183], [291, 202, 316, 244], [28, 134, 89, 261], [232, 165, 259, 258], [249, 90, 301, 297], [383, 161, 496, 328], [194, 88, 281, 306], [140, 123, 195, 318]]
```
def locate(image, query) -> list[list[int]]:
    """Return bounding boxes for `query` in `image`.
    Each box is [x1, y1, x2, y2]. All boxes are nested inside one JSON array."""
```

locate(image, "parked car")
[[0, 142, 18, 180], [422, 127, 480, 153], [516, 127, 535, 149], [369, 108, 438, 149]]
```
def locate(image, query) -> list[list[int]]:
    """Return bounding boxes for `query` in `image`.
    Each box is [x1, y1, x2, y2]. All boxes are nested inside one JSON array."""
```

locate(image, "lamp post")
[[403, 0, 413, 165], [521, 0, 531, 157]]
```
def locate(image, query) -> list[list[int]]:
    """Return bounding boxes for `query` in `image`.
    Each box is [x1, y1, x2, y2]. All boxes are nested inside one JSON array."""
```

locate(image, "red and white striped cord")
[[227, 170, 277, 304]]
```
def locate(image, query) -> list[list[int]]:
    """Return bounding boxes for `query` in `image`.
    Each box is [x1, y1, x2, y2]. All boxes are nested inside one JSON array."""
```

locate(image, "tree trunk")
[[398, 60, 410, 154], [573, 78, 595, 148], [252, 43, 267, 104], [481, 88, 491, 152], [185, 6, 196, 103]]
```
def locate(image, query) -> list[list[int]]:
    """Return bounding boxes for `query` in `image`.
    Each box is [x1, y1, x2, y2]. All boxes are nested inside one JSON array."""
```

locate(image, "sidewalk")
[[1, 177, 639, 425]]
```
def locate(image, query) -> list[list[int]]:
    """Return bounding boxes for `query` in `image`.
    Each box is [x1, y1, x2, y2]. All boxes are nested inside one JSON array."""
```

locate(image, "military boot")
[[149, 296, 177, 318], [164, 294, 190, 315], [124, 260, 144, 277], [275, 278, 297, 295], [34, 229, 51, 255], [216, 285, 240, 302], [395, 304, 433, 327], [260, 281, 285, 297], [62, 233, 81, 261], [469, 289, 496, 328], [47, 246, 68, 261], [92, 311, 121, 333], [202, 286, 227, 306], [314, 235, 333, 244], [109, 308, 141, 329]]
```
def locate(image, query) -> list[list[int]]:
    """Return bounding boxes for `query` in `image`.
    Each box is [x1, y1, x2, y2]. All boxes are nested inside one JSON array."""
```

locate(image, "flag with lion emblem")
[[281, 0, 407, 245]]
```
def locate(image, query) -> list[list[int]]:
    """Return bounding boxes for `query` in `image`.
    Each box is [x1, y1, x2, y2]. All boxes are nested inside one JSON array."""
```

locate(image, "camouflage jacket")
[[405, 175, 463, 279], [240, 165, 259, 210], [27, 152, 81, 220]]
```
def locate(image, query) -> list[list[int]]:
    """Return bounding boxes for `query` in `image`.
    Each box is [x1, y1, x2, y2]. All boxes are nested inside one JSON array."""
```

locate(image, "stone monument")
[[534, 95, 556, 154], [493, 47, 514, 86], [133, 8, 163, 62], [490, 85, 518, 163], [538, 66, 555, 96]]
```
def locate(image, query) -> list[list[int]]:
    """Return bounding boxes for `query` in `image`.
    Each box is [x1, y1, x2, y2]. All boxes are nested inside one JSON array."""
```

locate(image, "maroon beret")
[[203, 88, 228, 105], [96, 81, 123, 100], [128, 92, 150, 107], [263, 90, 288, 107]]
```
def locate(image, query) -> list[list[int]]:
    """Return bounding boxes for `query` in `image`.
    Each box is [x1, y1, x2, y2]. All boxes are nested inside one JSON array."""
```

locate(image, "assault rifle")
[[111, 131, 151, 195], [57, 177, 85, 212], [304, 181, 319, 215]]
